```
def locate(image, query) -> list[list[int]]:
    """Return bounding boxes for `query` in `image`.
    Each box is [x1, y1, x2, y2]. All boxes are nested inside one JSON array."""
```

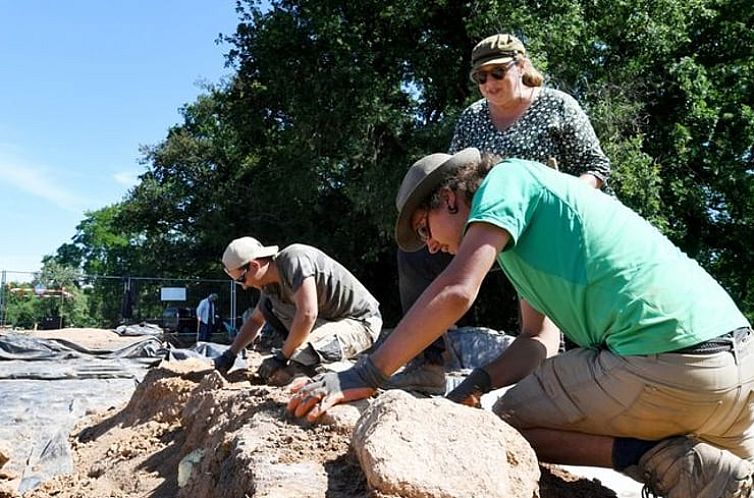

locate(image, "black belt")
[[671, 327, 752, 354]]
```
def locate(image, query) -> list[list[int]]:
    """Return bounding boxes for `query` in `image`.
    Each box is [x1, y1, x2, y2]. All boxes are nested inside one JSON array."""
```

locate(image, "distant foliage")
[[49, 0, 754, 327], [3, 261, 96, 329]]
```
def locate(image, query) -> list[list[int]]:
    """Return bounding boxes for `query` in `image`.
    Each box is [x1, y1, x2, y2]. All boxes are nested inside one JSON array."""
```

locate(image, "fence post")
[[230, 280, 237, 332], [0, 270, 6, 328]]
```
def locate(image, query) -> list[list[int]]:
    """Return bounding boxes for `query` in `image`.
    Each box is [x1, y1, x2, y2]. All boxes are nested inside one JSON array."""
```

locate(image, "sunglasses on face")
[[225, 264, 249, 285], [472, 61, 516, 85]]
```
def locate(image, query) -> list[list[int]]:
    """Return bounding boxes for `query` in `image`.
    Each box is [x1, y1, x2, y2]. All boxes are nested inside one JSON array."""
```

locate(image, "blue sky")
[[0, 1, 242, 281]]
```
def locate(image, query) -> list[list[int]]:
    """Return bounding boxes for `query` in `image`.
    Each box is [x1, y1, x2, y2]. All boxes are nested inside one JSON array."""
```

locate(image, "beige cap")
[[222, 237, 279, 270]]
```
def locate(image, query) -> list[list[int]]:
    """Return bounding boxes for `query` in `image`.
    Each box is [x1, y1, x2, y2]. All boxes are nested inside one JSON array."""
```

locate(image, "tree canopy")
[[46, 0, 754, 328]]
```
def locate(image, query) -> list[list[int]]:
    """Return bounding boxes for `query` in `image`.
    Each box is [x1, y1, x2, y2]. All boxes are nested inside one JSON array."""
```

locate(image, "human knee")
[[491, 395, 528, 429]]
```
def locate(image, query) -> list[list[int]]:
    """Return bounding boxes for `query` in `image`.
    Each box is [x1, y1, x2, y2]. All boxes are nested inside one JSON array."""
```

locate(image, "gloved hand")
[[445, 367, 492, 407], [287, 355, 388, 421], [257, 349, 289, 381], [214, 349, 237, 375]]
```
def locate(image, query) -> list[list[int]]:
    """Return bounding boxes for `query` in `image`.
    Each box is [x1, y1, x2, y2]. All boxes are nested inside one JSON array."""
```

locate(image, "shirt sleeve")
[[557, 94, 611, 185], [466, 160, 543, 248], [448, 114, 469, 154], [280, 247, 317, 292]]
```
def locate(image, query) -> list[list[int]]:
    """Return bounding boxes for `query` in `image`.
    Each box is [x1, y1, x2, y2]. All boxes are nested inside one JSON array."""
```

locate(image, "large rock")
[[0, 442, 10, 469], [353, 390, 539, 498], [319, 399, 372, 434], [188, 414, 330, 498]]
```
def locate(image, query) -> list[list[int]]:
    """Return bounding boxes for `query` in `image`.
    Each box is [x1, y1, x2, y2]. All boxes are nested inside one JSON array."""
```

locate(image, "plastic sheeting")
[[0, 333, 165, 380], [444, 326, 516, 372], [114, 322, 163, 336], [0, 377, 142, 493], [165, 340, 248, 371], [0, 332, 165, 494]]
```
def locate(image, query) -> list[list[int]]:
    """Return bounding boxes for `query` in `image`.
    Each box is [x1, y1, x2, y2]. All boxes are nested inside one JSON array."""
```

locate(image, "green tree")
[[50, 205, 136, 326], [51, 0, 754, 327], [4, 283, 41, 329], [35, 259, 95, 328]]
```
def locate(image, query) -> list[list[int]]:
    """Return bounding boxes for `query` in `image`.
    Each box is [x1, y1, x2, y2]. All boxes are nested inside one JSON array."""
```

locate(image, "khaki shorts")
[[493, 331, 754, 460]]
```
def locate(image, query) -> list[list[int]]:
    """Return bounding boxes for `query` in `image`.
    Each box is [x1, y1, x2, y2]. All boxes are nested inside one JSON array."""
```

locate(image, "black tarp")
[[0, 332, 165, 493]]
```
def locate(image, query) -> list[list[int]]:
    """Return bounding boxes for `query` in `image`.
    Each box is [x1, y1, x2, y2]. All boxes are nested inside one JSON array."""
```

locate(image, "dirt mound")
[[18, 355, 617, 498]]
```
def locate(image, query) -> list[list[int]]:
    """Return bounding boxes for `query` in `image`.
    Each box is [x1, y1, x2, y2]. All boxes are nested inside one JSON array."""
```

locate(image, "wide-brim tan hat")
[[222, 237, 279, 270], [394, 148, 481, 252]]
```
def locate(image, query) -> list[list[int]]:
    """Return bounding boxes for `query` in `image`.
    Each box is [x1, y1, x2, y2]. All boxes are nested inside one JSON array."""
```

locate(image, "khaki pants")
[[271, 300, 381, 367], [289, 317, 381, 366], [493, 330, 754, 461]]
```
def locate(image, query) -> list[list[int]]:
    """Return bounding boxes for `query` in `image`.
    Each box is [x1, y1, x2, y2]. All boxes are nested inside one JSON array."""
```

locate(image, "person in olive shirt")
[[214, 236, 382, 385]]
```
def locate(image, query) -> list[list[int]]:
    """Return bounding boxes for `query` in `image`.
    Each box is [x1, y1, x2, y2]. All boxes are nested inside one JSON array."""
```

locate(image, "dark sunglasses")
[[225, 263, 249, 285], [472, 61, 516, 85]]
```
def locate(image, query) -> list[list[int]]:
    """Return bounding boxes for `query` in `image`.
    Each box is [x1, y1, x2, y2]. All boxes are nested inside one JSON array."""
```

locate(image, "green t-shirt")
[[467, 159, 750, 355]]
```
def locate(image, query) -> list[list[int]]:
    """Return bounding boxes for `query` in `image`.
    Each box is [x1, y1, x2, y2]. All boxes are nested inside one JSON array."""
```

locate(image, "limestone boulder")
[[353, 390, 539, 498], [0, 442, 10, 469]]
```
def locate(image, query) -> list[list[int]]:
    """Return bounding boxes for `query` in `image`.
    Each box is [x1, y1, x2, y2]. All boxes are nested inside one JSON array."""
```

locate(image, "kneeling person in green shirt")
[[215, 237, 382, 385], [288, 149, 754, 498]]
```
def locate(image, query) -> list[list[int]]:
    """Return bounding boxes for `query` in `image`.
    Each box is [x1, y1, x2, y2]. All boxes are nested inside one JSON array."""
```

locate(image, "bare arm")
[[578, 173, 603, 189], [482, 298, 561, 389], [229, 305, 266, 355], [287, 222, 510, 420], [280, 276, 318, 359], [371, 222, 509, 376]]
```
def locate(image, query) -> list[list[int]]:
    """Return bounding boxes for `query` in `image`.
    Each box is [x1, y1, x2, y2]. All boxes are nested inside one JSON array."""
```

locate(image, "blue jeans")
[[197, 321, 213, 342]]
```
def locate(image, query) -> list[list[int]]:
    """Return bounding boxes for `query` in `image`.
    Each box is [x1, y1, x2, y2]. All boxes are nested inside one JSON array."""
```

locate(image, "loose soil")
[[25, 327, 150, 350], [4, 329, 618, 498]]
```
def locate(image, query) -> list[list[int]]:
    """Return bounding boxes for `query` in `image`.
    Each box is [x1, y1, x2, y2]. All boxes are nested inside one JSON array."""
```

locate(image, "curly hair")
[[421, 153, 502, 210]]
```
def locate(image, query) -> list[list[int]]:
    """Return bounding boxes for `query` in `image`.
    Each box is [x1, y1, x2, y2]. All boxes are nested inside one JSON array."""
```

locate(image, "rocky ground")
[[0, 343, 621, 498]]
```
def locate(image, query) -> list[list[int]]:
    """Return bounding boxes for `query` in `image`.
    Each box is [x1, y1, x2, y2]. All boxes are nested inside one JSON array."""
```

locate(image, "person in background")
[[392, 33, 611, 394], [196, 292, 218, 342], [213, 237, 382, 385], [289, 149, 754, 498]]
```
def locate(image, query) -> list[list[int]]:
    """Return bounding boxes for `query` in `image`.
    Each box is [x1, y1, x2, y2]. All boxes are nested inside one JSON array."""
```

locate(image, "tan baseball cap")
[[222, 237, 279, 270]]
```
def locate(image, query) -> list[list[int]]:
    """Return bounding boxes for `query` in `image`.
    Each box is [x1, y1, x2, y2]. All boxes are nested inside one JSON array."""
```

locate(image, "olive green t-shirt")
[[261, 244, 381, 323], [467, 158, 750, 355]]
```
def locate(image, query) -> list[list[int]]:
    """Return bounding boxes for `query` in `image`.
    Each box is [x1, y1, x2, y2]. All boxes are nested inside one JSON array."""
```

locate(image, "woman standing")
[[449, 33, 610, 187], [392, 34, 612, 393]]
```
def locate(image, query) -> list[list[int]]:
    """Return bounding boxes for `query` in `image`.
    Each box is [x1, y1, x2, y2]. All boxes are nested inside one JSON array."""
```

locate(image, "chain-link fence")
[[0, 270, 260, 335]]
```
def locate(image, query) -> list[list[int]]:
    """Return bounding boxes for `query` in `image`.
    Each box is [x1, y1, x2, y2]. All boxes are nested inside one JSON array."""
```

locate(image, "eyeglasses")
[[472, 61, 516, 85], [415, 211, 432, 243], [225, 264, 249, 285]]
